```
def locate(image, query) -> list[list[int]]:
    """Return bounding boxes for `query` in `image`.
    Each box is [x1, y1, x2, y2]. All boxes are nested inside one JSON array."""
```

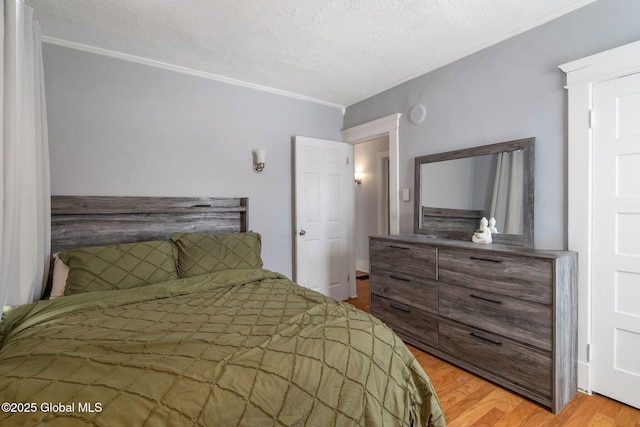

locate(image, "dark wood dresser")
[[369, 234, 578, 414]]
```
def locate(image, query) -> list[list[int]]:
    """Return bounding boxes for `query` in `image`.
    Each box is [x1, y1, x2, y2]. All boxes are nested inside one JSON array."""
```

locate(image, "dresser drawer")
[[371, 296, 438, 348], [439, 320, 552, 398], [439, 283, 552, 350], [438, 248, 553, 305], [370, 266, 438, 314], [370, 238, 436, 279]]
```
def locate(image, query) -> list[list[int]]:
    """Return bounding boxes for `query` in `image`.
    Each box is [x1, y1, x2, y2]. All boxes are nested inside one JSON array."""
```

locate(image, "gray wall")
[[43, 44, 344, 277], [344, 0, 640, 249], [420, 157, 476, 211]]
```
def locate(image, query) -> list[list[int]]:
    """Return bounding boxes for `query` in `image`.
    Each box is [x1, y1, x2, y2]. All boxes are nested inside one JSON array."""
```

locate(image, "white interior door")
[[294, 136, 352, 300], [591, 71, 640, 409]]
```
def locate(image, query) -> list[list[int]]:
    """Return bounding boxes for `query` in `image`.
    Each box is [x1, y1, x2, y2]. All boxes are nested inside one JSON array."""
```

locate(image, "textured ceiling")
[[26, 0, 595, 107]]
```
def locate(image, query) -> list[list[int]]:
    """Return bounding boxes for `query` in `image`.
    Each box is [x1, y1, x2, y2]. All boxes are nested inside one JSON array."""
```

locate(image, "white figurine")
[[488, 217, 499, 234], [472, 217, 493, 244]]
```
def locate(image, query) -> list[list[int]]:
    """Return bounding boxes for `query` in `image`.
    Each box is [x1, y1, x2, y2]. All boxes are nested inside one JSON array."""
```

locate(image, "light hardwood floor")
[[347, 274, 640, 426]]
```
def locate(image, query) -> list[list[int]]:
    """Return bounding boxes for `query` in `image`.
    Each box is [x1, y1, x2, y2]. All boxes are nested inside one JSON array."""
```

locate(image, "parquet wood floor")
[[347, 274, 640, 426]]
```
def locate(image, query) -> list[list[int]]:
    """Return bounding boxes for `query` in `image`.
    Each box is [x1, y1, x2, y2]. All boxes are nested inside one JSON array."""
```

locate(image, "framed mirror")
[[414, 137, 535, 246]]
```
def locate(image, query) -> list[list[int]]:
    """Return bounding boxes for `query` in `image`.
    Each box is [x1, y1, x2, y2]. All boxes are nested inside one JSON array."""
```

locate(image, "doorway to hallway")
[[354, 136, 389, 273]]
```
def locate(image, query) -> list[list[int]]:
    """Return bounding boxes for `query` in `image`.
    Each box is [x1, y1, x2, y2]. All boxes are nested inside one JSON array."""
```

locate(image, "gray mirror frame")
[[414, 137, 535, 247]]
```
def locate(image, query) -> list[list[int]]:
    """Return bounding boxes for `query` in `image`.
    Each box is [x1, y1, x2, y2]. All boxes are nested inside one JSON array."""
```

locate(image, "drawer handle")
[[470, 294, 503, 305], [390, 304, 410, 313], [470, 332, 503, 347], [470, 256, 502, 264], [389, 275, 411, 282], [388, 245, 410, 250]]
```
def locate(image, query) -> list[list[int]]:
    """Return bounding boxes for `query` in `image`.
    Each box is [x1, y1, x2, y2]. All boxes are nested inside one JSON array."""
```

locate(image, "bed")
[[0, 196, 445, 426]]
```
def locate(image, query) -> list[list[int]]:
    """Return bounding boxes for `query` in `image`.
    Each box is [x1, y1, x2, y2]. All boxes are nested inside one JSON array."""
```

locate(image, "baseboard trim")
[[578, 360, 591, 394]]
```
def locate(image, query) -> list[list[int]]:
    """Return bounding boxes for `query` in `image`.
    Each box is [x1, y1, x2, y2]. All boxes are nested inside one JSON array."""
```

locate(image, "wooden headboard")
[[51, 196, 248, 253], [420, 206, 482, 241]]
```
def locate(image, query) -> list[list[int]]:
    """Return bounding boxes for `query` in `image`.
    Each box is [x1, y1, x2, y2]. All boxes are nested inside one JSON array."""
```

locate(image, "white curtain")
[[489, 151, 523, 234], [1, 0, 50, 309]]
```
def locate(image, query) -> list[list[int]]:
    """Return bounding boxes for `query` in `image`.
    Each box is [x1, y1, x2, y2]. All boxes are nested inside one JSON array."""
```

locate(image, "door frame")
[[560, 40, 640, 394], [341, 114, 401, 235]]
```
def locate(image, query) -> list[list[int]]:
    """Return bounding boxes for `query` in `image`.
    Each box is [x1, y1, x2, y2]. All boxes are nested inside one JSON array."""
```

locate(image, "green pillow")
[[171, 232, 263, 277], [59, 240, 179, 295]]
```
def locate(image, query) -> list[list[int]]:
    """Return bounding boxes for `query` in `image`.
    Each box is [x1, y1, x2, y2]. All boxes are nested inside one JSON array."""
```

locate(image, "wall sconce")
[[253, 149, 266, 173], [354, 168, 364, 185]]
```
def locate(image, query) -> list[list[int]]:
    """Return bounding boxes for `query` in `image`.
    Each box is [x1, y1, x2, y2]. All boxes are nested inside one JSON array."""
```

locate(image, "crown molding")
[[42, 36, 345, 112]]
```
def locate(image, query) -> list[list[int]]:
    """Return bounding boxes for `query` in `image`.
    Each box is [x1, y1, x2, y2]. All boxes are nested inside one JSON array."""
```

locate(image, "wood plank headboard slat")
[[51, 196, 248, 253], [52, 196, 247, 215]]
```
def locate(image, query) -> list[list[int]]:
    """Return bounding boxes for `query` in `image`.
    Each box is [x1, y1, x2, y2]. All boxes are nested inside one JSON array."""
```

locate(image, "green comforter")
[[0, 269, 445, 426]]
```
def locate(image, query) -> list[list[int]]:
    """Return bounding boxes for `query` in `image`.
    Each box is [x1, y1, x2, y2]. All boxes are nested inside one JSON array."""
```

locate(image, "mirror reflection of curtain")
[[489, 151, 523, 234]]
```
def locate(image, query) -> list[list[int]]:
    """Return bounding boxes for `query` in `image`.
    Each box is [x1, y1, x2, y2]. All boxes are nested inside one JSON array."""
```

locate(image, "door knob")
[[299, 230, 306, 236]]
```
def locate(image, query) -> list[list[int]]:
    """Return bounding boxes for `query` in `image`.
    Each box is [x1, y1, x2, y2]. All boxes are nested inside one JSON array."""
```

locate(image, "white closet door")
[[591, 71, 640, 409]]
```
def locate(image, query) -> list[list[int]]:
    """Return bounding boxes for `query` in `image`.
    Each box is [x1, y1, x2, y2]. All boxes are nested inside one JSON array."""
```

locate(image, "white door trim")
[[341, 113, 401, 235], [560, 39, 640, 394]]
